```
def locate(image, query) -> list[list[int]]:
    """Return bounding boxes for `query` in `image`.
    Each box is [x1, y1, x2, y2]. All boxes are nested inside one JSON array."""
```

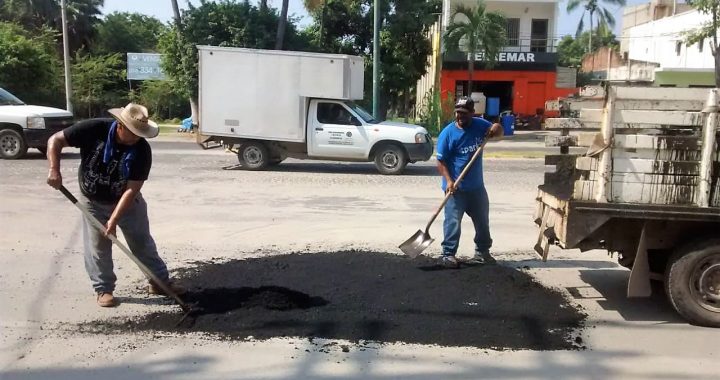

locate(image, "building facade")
[[615, 4, 715, 87], [417, 0, 576, 118]]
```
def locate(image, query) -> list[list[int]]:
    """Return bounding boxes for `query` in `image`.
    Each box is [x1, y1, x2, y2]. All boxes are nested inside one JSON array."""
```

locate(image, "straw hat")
[[108, 103, 159, 139]]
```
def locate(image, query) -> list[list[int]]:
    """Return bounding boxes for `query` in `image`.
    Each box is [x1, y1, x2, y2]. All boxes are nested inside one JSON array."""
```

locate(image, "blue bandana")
[[103, 121, 136, 178]]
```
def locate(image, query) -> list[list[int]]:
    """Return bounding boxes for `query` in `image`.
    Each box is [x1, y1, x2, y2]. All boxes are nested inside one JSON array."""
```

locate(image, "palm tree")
[[443, 1, 506, 95], [275, 0, 289, 50], [303, 0, 328, 46], [567, 0, 626, 54]]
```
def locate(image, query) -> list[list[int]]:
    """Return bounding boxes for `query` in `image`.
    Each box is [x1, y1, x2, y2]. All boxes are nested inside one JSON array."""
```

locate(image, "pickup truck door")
[[308, 100, 370, 159]]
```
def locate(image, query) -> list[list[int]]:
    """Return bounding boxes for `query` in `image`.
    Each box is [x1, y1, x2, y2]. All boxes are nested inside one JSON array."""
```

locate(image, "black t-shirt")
[[63, 118, 152, 203]]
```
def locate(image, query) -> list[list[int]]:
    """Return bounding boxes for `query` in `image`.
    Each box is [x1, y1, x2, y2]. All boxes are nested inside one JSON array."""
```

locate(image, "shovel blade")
[[399, 230, 435, 258]]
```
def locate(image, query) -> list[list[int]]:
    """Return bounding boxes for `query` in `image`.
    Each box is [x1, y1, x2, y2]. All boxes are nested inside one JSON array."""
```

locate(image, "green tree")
[[566, 0, 625, 55], [0, 0, 104, 53], [131, 80, 189, 121], [93, 12, 167, 54], [0, 21, 63, 105], [443, 1, 507, 95], [158, 0, 311, 120], [71, 52, 126, 117], [685, 0, 720, 87], [303, 0, 440, 119], [558, 29, 618, 67]]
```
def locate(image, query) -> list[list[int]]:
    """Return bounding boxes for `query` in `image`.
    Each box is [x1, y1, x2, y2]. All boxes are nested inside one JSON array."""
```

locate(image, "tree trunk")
[[467, 56, 474, 96], [715, 51, 720, 88], [588, 12, 593, 54], [260, 0, 268, 12], [275, 0, 290, 50], [589, 12, 595, 75], [171, 0, 181, 29], [190, 97, 199, 130], [404, 86, 410, 123]]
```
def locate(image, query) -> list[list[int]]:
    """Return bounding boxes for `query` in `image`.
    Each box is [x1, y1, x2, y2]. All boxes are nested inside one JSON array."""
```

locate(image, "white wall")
[[443, 0, 559, 52], [628, 9, 716, 69]]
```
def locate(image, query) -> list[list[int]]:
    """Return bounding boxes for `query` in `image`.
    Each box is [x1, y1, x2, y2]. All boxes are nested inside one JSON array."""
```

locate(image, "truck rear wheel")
[[665, 238, 720, 327], [0, 129, 28, 159], [237, 142, 269, 170], [374, 144, 407, 175]]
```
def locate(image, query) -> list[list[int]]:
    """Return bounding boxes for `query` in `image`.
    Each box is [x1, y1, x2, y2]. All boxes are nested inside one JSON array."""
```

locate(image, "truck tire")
[[665, 238, 720, 327], [374, 144, 407, 175], [0, 129, 28, 159], [237, 141, 270, 170]]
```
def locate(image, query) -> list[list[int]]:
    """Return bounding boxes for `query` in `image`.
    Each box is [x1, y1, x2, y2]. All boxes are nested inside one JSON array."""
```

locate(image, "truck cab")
[[307, 100, 432, 174], [0, 87, 74, 159]]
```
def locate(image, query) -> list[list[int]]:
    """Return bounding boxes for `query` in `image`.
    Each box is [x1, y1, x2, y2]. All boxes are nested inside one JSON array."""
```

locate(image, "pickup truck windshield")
[[0, 88, 25, 106], [344, 101, 378, 124]]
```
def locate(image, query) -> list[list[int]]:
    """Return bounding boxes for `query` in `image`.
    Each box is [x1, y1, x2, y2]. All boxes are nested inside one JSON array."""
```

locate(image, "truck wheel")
[[374, 144, 407, 175], [665, 238, 720, 327], [238, 142, 269, 170], [0, 129, 28, 159]]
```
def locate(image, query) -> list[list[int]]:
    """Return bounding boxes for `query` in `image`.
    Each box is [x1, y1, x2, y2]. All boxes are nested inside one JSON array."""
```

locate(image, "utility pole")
[[373, 0, 380, 119], [60, 0, 73, 113]]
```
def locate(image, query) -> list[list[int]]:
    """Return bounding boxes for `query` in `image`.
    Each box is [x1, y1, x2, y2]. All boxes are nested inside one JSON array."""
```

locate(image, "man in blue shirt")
[[436, 97, 503, 268]]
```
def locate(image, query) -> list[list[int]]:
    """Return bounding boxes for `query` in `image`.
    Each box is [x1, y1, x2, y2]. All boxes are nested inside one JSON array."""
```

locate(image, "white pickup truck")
[[197, 46, 433, 174], [0, 87, 74, 159]]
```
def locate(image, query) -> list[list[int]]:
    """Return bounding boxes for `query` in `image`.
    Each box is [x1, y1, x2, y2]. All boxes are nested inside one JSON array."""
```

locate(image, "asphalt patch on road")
[[94, 251, 586, 350]]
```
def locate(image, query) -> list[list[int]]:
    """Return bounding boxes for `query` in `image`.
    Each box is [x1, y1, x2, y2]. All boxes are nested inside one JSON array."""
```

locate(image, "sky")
[[101, 0, 650, 40]]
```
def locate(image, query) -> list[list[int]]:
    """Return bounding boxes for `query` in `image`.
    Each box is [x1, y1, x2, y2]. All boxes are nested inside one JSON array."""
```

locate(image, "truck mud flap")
[[196, 133, 222, 150], [534, 203, 559, 261]]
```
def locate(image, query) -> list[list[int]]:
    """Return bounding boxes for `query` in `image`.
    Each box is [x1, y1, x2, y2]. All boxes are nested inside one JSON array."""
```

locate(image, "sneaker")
[[439, 255, 459, 269], [471, 251, 497, 265], [96, 292, 117, 307], [148, 280, 187, 296]]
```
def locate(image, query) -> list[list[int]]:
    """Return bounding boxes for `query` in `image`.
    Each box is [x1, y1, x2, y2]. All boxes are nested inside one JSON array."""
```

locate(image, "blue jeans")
[[81, 194, 169, 293], [441, 187, 492, 257]]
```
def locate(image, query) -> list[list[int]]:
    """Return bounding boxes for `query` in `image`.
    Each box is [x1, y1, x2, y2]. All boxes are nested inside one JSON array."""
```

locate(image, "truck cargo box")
[[198, 46, 364, 143]]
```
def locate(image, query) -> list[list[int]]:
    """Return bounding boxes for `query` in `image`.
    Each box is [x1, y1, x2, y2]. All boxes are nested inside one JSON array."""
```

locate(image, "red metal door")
[[527, 82, 546, 115]]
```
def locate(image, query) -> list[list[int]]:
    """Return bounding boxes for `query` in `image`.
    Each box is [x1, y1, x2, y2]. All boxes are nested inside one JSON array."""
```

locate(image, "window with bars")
[[506, 18, 520, 47]]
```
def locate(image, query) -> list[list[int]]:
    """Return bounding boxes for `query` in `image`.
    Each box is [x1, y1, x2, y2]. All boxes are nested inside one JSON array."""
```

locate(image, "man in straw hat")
[[46, 103, 185, 307]]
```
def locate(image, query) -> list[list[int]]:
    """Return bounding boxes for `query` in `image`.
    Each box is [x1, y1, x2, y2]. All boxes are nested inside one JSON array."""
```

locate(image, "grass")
[[483, 151, 547, 159], [158, 123, 193, 136]]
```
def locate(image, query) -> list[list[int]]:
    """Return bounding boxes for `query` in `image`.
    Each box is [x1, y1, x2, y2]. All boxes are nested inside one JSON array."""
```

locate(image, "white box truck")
[[198, 46, 433, 174]]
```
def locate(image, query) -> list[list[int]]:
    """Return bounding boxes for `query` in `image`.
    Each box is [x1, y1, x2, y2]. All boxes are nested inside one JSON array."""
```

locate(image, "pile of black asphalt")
[[94, 251, 586, 350]]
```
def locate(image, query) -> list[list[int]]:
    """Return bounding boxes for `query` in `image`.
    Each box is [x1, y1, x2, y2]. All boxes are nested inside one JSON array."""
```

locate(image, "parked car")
[[0, 87, 74, 159]]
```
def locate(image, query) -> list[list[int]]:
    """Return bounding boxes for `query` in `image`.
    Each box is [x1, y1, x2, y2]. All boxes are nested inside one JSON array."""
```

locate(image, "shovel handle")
[[57, 186, 191, 312], [424, 133, 491, 233]]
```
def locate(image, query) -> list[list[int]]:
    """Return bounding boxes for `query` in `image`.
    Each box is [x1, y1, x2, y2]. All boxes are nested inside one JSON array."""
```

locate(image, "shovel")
[[58, 185, 202, 323], [399, 133, 491, 258]]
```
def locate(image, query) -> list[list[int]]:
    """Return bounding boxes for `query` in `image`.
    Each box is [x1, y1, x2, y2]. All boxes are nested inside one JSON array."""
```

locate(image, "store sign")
[[470, 52, 538, 62], [127, 53, 166, 80], [444, 51, 558, 65]]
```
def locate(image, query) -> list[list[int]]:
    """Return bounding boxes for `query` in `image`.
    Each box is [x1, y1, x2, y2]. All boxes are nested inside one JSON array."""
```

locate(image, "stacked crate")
[[534, 85, 720, 260], [543, 85, 720, 207]]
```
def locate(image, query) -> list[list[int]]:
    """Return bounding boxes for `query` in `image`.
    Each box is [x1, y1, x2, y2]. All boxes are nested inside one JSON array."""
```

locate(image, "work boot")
[[470, 250, 497, 265], [96, 292, 117, 307], [148, 280, 187, 296], [439, 255, 459, 269]]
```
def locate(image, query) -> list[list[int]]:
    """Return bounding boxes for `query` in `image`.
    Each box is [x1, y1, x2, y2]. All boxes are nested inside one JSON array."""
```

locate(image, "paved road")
[[0, 139, 717, 379]]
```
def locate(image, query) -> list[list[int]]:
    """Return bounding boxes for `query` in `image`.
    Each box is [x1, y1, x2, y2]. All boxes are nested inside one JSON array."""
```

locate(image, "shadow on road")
[[571, 269, 685, 324], [222, 162, 438, 176]]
